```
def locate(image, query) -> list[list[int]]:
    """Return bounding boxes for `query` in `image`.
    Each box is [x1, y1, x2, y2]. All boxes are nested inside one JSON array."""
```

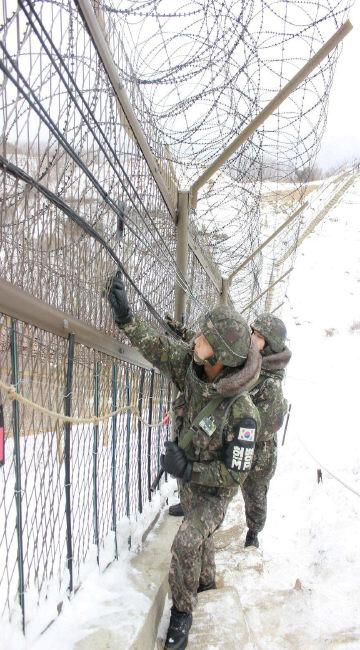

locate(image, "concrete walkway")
[[74, 514, 181, 650], [156, 513, 254, 649], [74, 497, 255, 650]]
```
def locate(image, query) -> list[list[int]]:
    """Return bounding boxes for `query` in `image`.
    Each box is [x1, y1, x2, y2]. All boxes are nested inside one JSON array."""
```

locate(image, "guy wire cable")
[[2, 0, 200, 303], [0, 66, 205, 318], [18, 0, 191, 296], [2, 147, 255, 360], [1, 154, 245, 356], [0, 153, 183, 337], [0, 42, 192, 302]]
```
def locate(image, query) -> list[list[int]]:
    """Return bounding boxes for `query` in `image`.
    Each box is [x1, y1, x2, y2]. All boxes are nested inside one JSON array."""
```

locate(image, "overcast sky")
[[316, 2, 360, 170]]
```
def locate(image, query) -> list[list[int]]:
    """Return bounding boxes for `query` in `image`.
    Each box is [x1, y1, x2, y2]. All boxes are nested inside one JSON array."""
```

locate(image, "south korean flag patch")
[[224, 417, 257, 473], [238, 425, 256, 443]]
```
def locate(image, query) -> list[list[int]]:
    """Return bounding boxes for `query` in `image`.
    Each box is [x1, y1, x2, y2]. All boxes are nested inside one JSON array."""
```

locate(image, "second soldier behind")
[[242, 313, 291, 548]]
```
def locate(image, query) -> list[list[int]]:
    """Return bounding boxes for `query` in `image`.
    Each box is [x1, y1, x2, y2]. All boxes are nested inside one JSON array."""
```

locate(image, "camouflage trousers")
[[169, 482, 237, 613], [241, 438, 277, 534]]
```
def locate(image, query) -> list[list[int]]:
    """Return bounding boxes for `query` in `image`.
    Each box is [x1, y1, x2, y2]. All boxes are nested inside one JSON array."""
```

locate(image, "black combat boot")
[[197, 579, 216, 593], [164, 606, 192, 650], [244, 529, 259, 548], [168, 502, 184, 517]]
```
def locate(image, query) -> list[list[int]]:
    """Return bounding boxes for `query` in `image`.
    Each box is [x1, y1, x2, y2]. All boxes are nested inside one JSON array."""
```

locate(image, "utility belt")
[[178, 395, 224, 452]]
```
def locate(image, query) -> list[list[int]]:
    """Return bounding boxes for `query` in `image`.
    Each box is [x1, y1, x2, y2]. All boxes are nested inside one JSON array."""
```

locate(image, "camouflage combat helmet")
[[199, 306, 251, 367], [251, 313, 286, 353]]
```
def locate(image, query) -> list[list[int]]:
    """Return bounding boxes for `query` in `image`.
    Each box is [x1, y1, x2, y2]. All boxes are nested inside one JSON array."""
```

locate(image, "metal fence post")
[[165, 382, 172, 483], [190, 20, 352, 208], [111, 363, 118, 560], [76, 0, 177, 221], [282, 403, 292, 446], [64, 333, 75, 594], [125, 368, 131, 520], [93, 361, 100, 564], [175, 190, 190, 324], [10, 319, 25, 633], [147, 369, 155, 502], [156, 376, 164, 486], [125, 368, 131, 549], [137, 368, 145, 513]]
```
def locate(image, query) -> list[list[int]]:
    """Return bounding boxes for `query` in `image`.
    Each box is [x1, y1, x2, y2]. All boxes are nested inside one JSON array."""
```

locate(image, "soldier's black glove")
[[108, 272, 133, 327], [160, 441, 192, 482]]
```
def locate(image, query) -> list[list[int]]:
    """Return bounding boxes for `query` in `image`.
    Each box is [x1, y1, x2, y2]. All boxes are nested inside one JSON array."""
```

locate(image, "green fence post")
[[10, 319, 25, 633], [137, 368, 145, 513], [125, 368, 131, 520], [147, 369, 155, 501], [111, 363, 118, 560], [156, 376, 164, 482], [64, 333, 75, 593], [93, 361, 100, 565], [125, 368, 131, 549]]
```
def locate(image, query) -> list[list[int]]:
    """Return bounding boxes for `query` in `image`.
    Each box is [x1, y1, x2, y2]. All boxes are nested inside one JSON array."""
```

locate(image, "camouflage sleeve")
[[121, 316, 191, 391], [256, 378, 288, 438], [184, 327, 197, 343], [190, 394, 261, 488]]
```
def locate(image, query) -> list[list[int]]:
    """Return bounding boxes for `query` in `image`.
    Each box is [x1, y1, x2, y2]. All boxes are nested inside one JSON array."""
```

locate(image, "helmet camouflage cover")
[[251, 313, 286, 353], [199, 306, 251, 367]]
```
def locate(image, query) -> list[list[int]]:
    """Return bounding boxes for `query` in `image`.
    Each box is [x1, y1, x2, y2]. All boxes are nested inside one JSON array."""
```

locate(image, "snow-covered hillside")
[[230, 179, 360, 647]]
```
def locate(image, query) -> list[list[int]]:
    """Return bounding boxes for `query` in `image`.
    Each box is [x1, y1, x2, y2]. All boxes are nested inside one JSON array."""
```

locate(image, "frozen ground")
[[209, 183, 360, 648], [157, 182, 360, 649]]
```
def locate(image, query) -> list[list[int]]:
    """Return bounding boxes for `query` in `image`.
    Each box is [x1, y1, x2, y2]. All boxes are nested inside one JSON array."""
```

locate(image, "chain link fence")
[[0, 0, 222, 633], [0, 315, 174, 626]]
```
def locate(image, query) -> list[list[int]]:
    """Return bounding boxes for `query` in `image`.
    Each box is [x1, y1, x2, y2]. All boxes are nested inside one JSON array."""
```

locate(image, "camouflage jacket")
[[249, 346, 291, 443], [122, 317, 261, 489]]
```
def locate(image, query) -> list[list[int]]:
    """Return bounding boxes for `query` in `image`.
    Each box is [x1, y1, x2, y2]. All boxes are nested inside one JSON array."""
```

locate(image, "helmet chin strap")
[[193, 352, 218, 367], [204, 354, 218, 367]]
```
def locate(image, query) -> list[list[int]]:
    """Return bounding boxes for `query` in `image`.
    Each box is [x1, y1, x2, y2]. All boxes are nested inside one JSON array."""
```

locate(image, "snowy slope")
[[215, 180, 360, 648]]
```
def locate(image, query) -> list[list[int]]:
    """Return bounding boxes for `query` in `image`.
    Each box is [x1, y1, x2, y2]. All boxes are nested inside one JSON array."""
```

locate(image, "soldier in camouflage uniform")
[[108, 273, 261, 650], [242, 314, 291, 548]]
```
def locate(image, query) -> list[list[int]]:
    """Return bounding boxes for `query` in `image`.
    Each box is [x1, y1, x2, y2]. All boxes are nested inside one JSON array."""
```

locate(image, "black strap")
[[178, 395, 224, 450], [0, 404, 5, 467]]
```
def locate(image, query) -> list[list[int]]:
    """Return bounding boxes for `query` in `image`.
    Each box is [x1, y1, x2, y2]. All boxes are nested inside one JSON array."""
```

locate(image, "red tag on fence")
[[0, 404, 4, 466]]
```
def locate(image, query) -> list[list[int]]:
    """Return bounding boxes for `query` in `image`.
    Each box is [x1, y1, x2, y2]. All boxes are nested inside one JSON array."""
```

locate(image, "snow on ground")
[[1, 480, 178, 650], [214, 185, 360, 648]]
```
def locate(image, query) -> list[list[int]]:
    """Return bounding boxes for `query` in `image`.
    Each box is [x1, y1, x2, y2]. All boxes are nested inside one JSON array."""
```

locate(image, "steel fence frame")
[[0, 0, 222, 632]]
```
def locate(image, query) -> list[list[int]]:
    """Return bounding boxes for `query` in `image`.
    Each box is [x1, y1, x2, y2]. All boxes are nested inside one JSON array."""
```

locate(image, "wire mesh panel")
[[0, 1, 218, 624], [0, 315, 171, 627], [187, 248, 222, 326], [0, 316, 68, 626], [0, 0, 182, 332]]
